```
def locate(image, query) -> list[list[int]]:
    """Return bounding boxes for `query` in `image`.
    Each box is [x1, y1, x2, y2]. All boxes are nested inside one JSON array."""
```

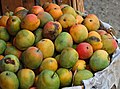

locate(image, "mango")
[[0, 39, 7, 55], [55, 32, 73, 52], [0, 26, 10, 41], [14, 29, 35, 50], [37, 12, 53, 27], [43, 21, 62, 41], [59, 47, 78, 68], [73, 69, 93, 85], [86, 31, 103, 51], [47, 3, 63, 20], [29, 6, 44, 15], [14, 9, 28, 20], [36, 69, 60, 89], [4, 45, 22, 59], [17, 69, 35, 89], [57, 68, 72, 87], [102, 38, 118, 54], [1, 54, 20, 72], [14, 6, 26, 13], [22, 47, 43, 69], [0, 15, 9, 27], [39, 57, 58, 72], [90, 50, 110, 71], [76, 42, 93, 59], [0, 71, 19, 89], [33, 28, 43, 45], [36, 39, 54, 58], [21, 14, 40, 31], [55, 54, 61, 65], [0, 55, 4, 60], [6, 16, 21, 36], [70, 24, 88, 43], [44, 3, 60, 12], [76, 15, 84, 24], [72, 60, 86, 72], [83, 14, 100, 31], [58, 14, 76, 31]]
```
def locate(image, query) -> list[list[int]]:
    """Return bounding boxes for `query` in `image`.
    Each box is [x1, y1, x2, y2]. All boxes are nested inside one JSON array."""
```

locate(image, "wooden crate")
[[0, 0, 35, 15], [0, 0, 84, 15]]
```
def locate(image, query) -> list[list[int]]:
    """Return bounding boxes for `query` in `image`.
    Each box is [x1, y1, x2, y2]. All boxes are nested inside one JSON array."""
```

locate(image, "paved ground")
[[84, 0, 120, 39]]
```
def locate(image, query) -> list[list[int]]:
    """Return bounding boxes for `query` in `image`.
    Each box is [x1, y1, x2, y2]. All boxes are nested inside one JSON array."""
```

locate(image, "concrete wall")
[[84, 0, 120, 39]]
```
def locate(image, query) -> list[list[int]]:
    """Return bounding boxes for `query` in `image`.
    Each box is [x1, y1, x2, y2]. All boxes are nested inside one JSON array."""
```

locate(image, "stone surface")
[[84, 0, 120, 39]]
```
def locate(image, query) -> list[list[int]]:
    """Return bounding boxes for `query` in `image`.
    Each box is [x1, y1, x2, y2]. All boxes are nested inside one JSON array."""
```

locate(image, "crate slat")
[[22, 0, 35, 10], [76, 0, 84, 12], [39, 0, 53, 6], [0, 10, 1, 16], [1, 0, 23, 14], [68, 0, 72, 6], [0, 0, 2, 15], [0, 0, 85, 15], [56, 0, 70, 5], [72, 0, 77, 11]]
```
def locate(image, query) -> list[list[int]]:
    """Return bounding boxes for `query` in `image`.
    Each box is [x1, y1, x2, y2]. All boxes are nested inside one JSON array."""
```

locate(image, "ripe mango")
[[17, 69, 35, 89], [22, 47, 43, 69], [86, 31, 103, 51], [36, 39, 54, 58], [83, 14, 100, 31], [0, 26, 10, 41], [58, 14, 76, 30], [70, 24, 88, 43], [39, 57, 58, 72], [57, 68, 72, 87]]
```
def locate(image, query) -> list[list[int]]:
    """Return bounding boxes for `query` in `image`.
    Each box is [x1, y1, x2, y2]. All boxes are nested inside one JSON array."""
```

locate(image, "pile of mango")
[[0, 2, 118, 89]]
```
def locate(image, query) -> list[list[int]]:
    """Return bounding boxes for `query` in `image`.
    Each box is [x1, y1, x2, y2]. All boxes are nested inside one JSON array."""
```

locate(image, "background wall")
[[84, 0, 120, 39]]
